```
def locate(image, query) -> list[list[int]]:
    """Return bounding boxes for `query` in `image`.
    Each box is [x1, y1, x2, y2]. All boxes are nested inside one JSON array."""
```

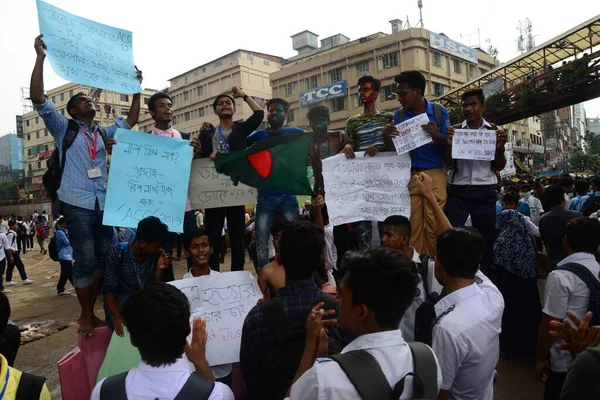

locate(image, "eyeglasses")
[[396, 90, 413, 98]]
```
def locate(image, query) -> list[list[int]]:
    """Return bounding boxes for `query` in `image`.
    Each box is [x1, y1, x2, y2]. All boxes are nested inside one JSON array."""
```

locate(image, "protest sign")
[[36, 0, 142, 94], [451, 129, 497, 161], [500, 142, 516, 178], [189, 158, 257, 210], [392, 113, 432, 154], [169, 271, 262, 366], [103, 129, 193, 233], [322, 152, 412, 226]]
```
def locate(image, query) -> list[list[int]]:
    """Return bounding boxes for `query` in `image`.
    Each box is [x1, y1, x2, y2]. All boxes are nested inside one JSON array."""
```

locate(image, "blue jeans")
[[62, 201, 114, 288], [255, 194, 299, 268]]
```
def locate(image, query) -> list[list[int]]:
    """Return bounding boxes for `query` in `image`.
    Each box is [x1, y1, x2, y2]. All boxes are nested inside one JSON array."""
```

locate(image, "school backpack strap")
[[173, 374, 215, 400], [431, 102, 444, 129], [402, 342, 439, 400], [16, 372, 46, 400], [418, 254, 431, 295], [330, 350, 392, 400], [100, 371, 128, 400], [554, 262, 600, 325]]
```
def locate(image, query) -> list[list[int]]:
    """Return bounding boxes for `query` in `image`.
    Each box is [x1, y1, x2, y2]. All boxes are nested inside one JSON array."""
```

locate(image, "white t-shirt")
[[0, 233, 9, 262], [180, 268, 232, 379], [543, 252, 600, 372], [0, 221, 7, 235], [432, 276, 504, 399]]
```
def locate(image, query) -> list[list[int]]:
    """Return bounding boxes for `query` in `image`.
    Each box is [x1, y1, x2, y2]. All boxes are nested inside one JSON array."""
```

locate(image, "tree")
[[568, 131, 600, 174], [485, 39, 499, 58]]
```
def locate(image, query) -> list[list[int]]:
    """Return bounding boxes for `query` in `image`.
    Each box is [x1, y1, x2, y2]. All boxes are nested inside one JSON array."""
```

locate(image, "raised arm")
[[125, 66, 144, 127], [414, 172, 452, 234], [232, 87, 264, 135], [30, 35, 47, 104]]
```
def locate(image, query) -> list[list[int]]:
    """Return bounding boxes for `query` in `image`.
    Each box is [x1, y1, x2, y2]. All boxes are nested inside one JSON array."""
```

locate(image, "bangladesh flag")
[[214, 132, 314, 195]]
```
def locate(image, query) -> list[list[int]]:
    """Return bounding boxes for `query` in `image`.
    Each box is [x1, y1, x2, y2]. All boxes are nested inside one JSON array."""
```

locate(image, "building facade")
[[269, 23, 498, 130], [19, 82, 157, 185], [137, 50, 286, 136], [0, 133, 24, 183], [505, 117, 543, 174]]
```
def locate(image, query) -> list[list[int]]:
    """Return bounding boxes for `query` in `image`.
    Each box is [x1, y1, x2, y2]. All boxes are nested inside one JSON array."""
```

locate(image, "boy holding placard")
[[443, 88, 507, 280]]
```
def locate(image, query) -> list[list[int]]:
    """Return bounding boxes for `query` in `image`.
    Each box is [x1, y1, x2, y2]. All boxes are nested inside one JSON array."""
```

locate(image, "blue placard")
[[103, 129, 193, 233], [36, 0, 142, 94], [429, 32, 478, 64], [300, 81, 347, 106]]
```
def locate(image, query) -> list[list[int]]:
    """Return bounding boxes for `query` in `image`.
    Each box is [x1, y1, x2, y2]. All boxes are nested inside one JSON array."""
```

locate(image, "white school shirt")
[[432, 278, 504, 400], [520, 195, 544, 224], [0, 233, 9, 262], [289, 329, 442, 400], [0, 221, 8, 235], [323, 224, 337, 271], [91, 359, 233, 400], [180, 269, 232, 379], [447, 119, 499, 186], [5, 230, 18, 252], [399, 247, 442, 342], [523, 215, 540, 237], [543, 252, 600, 372]]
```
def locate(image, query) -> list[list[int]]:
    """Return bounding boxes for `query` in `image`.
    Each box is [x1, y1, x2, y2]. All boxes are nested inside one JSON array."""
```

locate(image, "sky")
[[1, 0, 599, 135]]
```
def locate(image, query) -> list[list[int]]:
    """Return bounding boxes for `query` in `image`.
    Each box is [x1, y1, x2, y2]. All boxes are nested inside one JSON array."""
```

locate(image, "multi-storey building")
[[137, 50, 286, 136], [19, 82, 157, 185], [0, 133, 24, 183], [269, 21, 499, 130]]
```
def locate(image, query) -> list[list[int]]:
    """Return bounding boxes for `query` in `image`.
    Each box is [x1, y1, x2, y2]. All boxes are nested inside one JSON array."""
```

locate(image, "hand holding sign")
[[391, 113, 432, 155], [451, 129, 497, 161]]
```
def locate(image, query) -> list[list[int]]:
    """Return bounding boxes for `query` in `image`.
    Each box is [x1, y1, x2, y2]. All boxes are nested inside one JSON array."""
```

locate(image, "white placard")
[[169, 271, 261, 366], [323, 152, 412, 226], [392, 113, 432, 154], [189, 158, 257, 210], [451, 129, 497, 161], [500, 142, 516, 178]]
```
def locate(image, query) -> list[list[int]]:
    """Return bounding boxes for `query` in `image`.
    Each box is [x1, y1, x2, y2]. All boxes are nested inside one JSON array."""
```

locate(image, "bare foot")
[[77, 317, 95, 337]]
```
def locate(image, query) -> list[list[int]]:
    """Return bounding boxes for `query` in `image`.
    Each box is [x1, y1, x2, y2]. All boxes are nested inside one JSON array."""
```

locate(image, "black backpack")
[[48, 236, 60, 262], [582, 195, 600, 218], [414, 254, 441, 346], [554, 262, 600, 326], [16, 372, 47, 400], [330, 341, 439, 399], [100, 370, 214, 400], [16, 223, 27, 237], [258, 293, 338, 400], [43, 119, 107, 203]]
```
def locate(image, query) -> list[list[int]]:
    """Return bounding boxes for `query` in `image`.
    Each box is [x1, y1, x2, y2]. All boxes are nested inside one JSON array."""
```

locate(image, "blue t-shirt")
[[246, 127, 305, 196], [393, 100, 449, 169]]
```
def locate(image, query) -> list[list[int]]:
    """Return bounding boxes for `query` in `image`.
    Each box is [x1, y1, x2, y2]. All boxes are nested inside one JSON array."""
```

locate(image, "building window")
[[285, 82, 297, 97], [202, 67, 206, 73], [60, 109, 64, 115], [356, 61, 369, 76], [26, 120, 30, 127], [329, 97, 347, 112], [120, 94, 129, 102], [172, 116, 177, 125], [288, 110, 295, 122], [214, 60, 222, 67], [37, 162, 41, 169], [27, 134, 30, 141], [69, 89, 74, 97], [184, 91, 189, 101], [143, 97, 149, 105], [305, 75, 318, 90], [353, 94, 361, 108], [380, 52, 399, 69], [252, 97, 265, 108], [121, 110, 128, 116], [469, 65, 477, 78], [381, 84, 396, 102], [329, 68, 343, 83], [433, 52, 443, 68], [35, 117, 39, 124], [247, 54, 254, 61], [199, 107, 205, 117], [28, 164, 32, 171], [453, 59, 462, 73], [36, 131, 40, 139], [263, 59, 270, 66], [184, 112, 190, 121], [51, 96, 56, 103], [433, 82, 445, 96], [60, 93, 65, 101], [197, 86, 204, 97], [44, 129, 48, 136]]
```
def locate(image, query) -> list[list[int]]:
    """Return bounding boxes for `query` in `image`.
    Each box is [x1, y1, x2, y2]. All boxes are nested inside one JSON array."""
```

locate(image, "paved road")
[[9, 247, 545, 399]]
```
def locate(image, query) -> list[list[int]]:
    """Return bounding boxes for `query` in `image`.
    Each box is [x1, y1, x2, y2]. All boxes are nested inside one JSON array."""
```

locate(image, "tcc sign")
[[300, 80, 347, 106]]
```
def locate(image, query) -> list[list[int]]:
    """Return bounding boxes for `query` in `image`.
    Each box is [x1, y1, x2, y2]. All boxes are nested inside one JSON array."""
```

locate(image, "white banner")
[[451, 129, 497, 161], [169, 271, 261, 366], [392, 113, 432, 154], [323, 152, 411, 226], [189, 158, 257, 210], [500, 142, 516, 178]]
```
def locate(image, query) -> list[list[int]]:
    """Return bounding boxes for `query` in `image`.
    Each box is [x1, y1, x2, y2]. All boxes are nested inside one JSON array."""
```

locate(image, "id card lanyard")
[[80, 125, 98, 168], [217, 126, 231, 152]]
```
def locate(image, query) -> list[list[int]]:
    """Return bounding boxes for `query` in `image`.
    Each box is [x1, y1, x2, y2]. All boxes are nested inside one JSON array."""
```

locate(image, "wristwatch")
[[243, 94, 249, 101]]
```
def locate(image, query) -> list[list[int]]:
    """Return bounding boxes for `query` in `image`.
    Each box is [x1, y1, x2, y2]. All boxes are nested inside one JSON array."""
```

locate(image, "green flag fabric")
[[215, 132, 314, 195]]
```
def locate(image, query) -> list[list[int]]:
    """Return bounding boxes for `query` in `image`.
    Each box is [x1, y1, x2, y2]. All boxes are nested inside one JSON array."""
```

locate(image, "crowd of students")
[[3, 33, 598, 399]]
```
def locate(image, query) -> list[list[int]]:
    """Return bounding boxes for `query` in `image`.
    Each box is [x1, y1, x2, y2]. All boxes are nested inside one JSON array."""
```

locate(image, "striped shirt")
[[346, 112, 393, 151], [33, 99, 132, 211]]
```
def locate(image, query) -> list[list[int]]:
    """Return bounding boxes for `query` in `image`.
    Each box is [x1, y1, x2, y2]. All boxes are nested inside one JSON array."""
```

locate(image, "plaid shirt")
[[240, 282, 342, 400], [34, 99, 131, 211]]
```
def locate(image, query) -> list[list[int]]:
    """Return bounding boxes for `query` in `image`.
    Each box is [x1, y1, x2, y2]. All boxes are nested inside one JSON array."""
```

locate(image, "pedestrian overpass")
[[433, 14, 600, 125]]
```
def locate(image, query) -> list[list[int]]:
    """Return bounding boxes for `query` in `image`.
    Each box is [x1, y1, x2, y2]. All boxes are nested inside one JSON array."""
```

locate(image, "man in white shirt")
[[444, 88, 507, 281], [536, 217, 600, 400], [289, 246, 441, 399], [5, 220, 33, 286], [432, 227, 504, 400], [381, 172, 446, 342], [520, 184, 545, 224], [0, 216, 8, 235], [0, 232, 12, 293], [91, 282, 233, 400]]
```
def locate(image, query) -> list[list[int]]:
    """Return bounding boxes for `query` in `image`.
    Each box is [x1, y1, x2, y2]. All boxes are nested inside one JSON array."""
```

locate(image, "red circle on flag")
[[248, 150, 273, 178]]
